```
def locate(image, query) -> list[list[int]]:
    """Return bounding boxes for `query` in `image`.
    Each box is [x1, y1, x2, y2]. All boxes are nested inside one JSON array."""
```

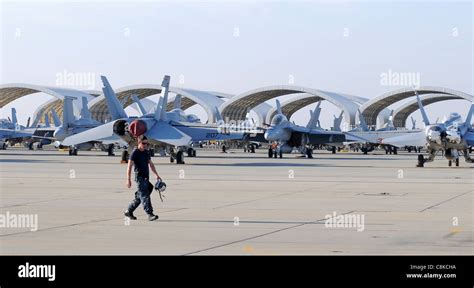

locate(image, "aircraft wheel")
[[176, 151, 185, 164], [279, 150, 283, 158], [251, 145, 255, 153], [448, 160, 452, 167], [268, 148, 273, 158], [170, 155, 174, 163], [121, 151, 129, 162], [187, 148, 193, 157], [416, 154, 424, 167], [455, 158, 459, 167], [192, 149, 196, 157], [306, 148, 313, 159], [107, 144, 115, 156]]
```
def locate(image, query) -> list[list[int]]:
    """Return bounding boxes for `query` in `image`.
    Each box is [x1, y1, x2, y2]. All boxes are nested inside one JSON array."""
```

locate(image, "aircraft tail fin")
[[215, 107, 223, 122], [131, 95, 147, 116], [464, 103, 473, 125], [276, 99, 282, 115], [306, 101, 321, 129], [63, 96, 77, 128], [173, 95, 182, 110], [414, 90, 430, 126], [51, 109, 61, 126], [332, 111, 344, 131], [11, 108, 17, 126], [154, 96, 164, 120], [80, 97, 92, 120], [385, 110, 395, 128], [100, 76, 128, 120], [411, 116, 416, 130], [358, 109, 369, 131], [159, 75, 171, 121], [307, 110, 313, 129], [44, 113, 50, 127]]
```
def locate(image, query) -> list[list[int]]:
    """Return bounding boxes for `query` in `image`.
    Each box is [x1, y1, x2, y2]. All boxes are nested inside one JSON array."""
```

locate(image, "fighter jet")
[[62, 75, 245, 164], [264, 99, 346, 158], [53, 95, 125, 155], [21, 111, 58, 150], [0, 108, 34, 149], [344, 109, 423, 155], [381, 92, 473, 167]]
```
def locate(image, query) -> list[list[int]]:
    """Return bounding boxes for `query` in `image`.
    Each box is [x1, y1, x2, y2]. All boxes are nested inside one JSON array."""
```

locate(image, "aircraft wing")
[[307, 130, 346, 144], [243, 131, 267, 143], [289, 126, 346, 144], [464, 131, 474, 146], [145, 121, 192, 147], [98, 134, 128, 145], [173, 122, 245, 142], [62, 121, 117, 146], [289, 125, 310, 134], [343, 132, 371, 143], [0, 129, 33, 140], [381, 131, 426, 147]]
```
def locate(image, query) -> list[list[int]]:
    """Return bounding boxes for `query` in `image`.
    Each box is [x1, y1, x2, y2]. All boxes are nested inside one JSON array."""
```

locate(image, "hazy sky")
[[1, 0, 472, 128]]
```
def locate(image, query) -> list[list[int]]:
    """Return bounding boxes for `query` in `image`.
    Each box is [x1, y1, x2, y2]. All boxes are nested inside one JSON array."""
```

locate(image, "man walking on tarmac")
[[124, 136, 161, 221]]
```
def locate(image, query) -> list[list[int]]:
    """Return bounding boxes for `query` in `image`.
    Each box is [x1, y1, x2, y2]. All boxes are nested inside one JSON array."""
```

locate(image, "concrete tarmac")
[[0, 147, 472, 255]]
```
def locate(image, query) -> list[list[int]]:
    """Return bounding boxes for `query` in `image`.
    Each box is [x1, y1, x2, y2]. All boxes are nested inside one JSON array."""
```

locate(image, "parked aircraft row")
[[1, 75, 472, 167]]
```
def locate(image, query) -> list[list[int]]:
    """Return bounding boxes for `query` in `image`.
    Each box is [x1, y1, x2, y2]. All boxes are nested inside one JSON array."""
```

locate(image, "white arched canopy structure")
[[219, 85, 361, 129], [0, 83, 95, 126], [392, 94, 466, 128], [360, 86, 474, 127], [88, 85, 228, 123]]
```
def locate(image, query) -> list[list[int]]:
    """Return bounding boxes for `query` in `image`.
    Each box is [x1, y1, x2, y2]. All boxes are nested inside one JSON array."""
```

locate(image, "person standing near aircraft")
[[124, 136, 161, 221]]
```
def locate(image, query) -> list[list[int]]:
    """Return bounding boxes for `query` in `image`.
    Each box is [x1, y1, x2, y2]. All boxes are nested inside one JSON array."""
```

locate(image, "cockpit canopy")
[[271, 114, 288, 126], [186, 114, 201, 123], [0, 119, 14, 129]]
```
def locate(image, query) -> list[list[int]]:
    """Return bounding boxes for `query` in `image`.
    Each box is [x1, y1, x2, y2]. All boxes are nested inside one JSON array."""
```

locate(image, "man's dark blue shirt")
[[130, 148, 150, 179]]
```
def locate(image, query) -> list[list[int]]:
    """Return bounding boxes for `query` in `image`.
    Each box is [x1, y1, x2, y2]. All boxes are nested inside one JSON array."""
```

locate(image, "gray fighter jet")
[[264, 99, 346, 158], [381, 92, 473, 167], [0, 108, 34, 149], [62, 75, 245, 164]]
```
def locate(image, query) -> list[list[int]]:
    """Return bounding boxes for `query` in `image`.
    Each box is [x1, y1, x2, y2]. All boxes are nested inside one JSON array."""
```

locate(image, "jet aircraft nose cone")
[[264, 129, 277, 141]]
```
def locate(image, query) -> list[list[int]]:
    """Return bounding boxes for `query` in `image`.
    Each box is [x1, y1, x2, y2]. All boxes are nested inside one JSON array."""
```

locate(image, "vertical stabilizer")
[[51, 109, 61, 126], [100, 76, 128, 120], [132, 95, 147, 116]]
